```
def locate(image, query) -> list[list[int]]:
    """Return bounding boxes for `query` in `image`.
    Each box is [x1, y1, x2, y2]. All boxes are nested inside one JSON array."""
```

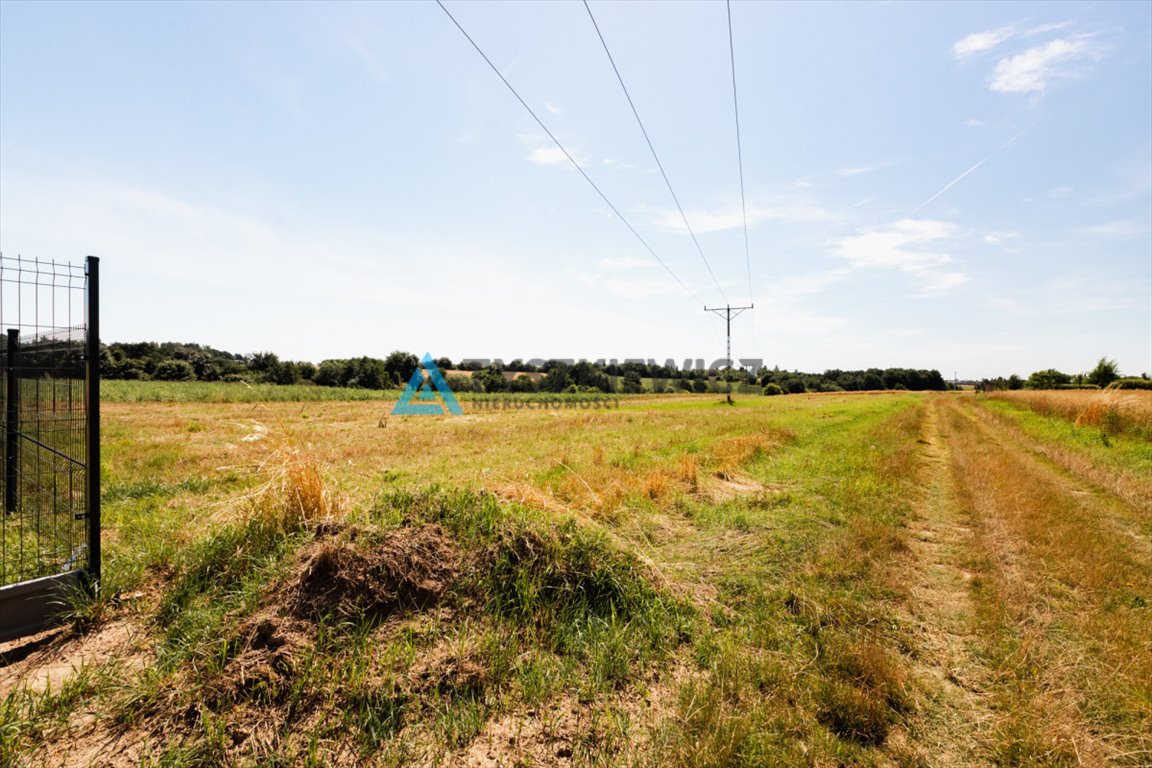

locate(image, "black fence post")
[[85, 257, 100, 587], [5, 329, 18, 515]]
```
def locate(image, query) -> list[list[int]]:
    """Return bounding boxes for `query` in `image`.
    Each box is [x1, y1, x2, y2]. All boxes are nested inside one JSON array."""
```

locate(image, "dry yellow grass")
[[990, 388, 1152, 438]]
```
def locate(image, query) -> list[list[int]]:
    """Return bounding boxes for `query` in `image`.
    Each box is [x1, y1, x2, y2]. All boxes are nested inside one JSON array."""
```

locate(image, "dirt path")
[[898, 400, 996, 767]]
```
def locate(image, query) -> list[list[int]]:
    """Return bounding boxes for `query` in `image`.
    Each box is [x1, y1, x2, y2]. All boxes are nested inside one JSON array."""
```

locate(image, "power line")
[[583, 0, 727, 304], [435, 0, 703, 306], [726, 0, 753, 303]]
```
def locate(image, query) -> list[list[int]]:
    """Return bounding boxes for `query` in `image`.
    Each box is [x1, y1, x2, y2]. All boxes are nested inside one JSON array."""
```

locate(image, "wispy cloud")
[[837, 162, 887, 177], [983, 230, 1019, 246], [953, 22, 1108, 96], [652, 198, 832, 233], [953, 25, 1017, 59], [517, 133, 582, 169], [920, 271, 969, 294], [527, 146, 571, 167], [1076, 219, 1149, 237], [543, 101, 562, 115], [989, 35, 1107, 94], [834, 219, 968, 294], [1024, 21, 1075, 38], [836, 219, 958, 271], [964, 118, 986, 128]]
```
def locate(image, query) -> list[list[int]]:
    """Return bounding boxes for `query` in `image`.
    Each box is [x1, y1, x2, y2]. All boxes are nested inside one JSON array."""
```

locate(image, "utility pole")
[[704, 303, 753, 404]]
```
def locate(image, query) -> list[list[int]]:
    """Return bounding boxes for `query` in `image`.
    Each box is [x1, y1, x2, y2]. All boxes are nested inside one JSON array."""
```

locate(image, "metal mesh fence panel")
[[0, 256, 93, 587]]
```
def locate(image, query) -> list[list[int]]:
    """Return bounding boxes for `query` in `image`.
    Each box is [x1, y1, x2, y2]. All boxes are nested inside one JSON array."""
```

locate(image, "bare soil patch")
[[0, 619, 151, 698]]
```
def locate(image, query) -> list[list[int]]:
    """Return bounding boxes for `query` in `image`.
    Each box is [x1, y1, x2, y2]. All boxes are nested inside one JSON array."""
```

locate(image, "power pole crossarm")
[[704, 303, 753, 404]]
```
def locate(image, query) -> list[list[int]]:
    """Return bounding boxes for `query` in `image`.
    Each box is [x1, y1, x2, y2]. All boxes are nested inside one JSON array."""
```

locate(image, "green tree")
[[384, 351, 419, 387], [1087, 357, 1120, 388], [540, 363, 572, 393], [621, 370, 644, 394], [472, 366, 507, 393], [314, 360, 344, 387], [1027, 369, 1072, 389], [153, 359, 195, 381], [508, 374, 538, 393]]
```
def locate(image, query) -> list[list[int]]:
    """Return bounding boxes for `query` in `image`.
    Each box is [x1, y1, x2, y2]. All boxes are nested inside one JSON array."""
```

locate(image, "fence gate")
[[0, 255, 99, 642]]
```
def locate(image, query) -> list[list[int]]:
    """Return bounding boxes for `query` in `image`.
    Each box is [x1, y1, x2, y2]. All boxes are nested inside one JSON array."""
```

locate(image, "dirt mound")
[[203, 524, 461, 710], [204, 613, 312, 707], [286, 523, 460, 622]]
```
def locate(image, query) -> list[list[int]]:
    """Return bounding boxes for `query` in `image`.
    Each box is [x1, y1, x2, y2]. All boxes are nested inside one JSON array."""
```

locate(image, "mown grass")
[[977, 393, 1152, 520], [942, 398, 1152, 765]]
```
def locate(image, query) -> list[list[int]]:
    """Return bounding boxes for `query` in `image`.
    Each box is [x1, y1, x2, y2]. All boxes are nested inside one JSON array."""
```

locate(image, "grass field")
[[1, 389, 1149, 766]]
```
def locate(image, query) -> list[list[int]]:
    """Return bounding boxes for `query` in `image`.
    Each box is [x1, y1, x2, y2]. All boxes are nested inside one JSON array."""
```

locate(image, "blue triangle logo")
[[392, 354, 463, 415]]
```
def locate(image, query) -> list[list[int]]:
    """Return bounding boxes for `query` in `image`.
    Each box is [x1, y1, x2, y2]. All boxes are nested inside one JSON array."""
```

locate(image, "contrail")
[[911, 125, 1032, 214]]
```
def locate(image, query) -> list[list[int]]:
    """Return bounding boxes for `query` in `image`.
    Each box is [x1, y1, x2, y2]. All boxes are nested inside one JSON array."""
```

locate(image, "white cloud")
[[953, 25, 1017, 59], [527, 146, 571, 167], [989, 36, 1106, 94], [517, 132, 582, 168], [833, 220, 968, 295], [1024, 21, 1074, 37], [836, 219, 959, 272], [652, 198, 832, 233], [543, 102, 562, 115], [1048, 186, 1073, 199], [983, 230, 1019, 246], [964, 118, 986, 127]]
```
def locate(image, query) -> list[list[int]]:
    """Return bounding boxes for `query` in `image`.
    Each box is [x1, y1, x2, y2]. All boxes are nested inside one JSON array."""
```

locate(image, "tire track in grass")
[[897, 399, 996, 767], [939, 397, 1152, 766], [966, 398, 1152, 554]]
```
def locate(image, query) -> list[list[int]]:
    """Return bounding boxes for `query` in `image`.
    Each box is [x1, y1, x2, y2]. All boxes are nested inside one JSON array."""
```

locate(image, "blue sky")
[[1, 0, 1148, 378]]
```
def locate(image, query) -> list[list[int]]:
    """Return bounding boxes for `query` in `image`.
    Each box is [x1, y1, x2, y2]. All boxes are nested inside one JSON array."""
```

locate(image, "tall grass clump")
[[156, 449, 339, 665]]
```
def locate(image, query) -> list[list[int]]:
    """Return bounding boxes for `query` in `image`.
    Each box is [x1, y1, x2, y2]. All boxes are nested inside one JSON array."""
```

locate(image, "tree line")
[[102, 343, 1147, 394], [981, 358, 1151, 391], [99, 342, 961, 394]]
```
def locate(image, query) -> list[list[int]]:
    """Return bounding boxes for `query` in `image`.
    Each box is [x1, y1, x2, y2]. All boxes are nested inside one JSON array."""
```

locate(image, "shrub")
[[763, 383, 784, 396], [153, 359, 195, 381]]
